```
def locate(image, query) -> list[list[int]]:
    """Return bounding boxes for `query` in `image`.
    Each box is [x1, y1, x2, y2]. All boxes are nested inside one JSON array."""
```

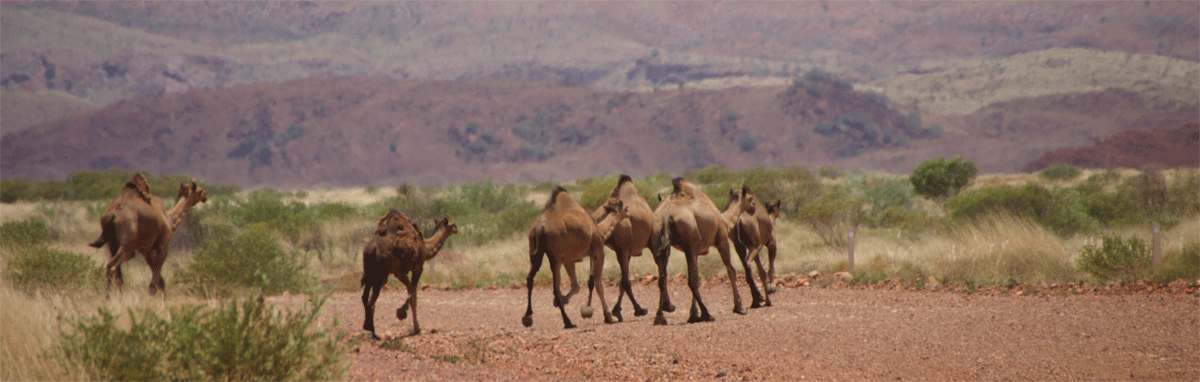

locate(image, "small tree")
[[910, 157, 978, 202]]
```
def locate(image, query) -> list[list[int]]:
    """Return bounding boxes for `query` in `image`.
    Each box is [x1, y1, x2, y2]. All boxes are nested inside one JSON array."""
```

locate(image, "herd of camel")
[[88, 173, 782, 339]]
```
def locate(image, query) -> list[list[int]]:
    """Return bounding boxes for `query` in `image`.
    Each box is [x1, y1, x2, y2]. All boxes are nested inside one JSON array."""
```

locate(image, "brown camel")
[[522, 187, 627, 329], [587, 174, 654, 322], [728, 187, 782, 295], [649, 177, 748, 325], [723, 186, 775, 307], [361, 210, 458, 338], [89, 174, 207, 295]]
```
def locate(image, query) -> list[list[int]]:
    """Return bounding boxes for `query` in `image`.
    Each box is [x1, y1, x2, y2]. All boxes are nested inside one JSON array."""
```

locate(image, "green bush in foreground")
[[60, 295, 346, 381], [3, 246, 98, 294], [1077, 234, 1151, 282]]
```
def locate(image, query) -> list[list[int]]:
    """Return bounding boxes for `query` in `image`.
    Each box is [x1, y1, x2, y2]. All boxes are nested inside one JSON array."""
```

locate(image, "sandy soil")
[[268, 279, 1199, 381]]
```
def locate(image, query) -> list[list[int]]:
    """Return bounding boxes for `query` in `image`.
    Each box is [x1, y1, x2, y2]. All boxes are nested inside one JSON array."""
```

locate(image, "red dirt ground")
[[268, 279, 1199, 381]]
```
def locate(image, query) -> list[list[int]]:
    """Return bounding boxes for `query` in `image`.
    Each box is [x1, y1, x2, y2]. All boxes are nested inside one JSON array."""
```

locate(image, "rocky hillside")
[[1, 1, 1197, 187], [1024, 123, 1200, 172]]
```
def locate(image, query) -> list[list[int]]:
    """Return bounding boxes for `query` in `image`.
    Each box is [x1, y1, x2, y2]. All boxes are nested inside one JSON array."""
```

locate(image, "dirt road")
[[269, 281, 1198, 381]]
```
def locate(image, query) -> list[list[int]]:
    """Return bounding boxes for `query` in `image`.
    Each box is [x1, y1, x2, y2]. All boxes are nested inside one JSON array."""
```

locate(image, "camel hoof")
[[612, 309, 624, 322], [564, 322, 577, 329], [764, 300, 773, 307], [580, 306, 594, 319], [604, 316, 617, 324], [367, 332, 381, 341], [521, 316, 533, 328], [687, 314, 714, 324], [750, 300, 764, 309], [396, 308, 407, 320], [634, 307, 648, 317], [766, 284, 779, 294], [734, 307, 748, 315], [653, 315, 668, 326], [662, 303, 676, 313], [410, 328, 421, 336]]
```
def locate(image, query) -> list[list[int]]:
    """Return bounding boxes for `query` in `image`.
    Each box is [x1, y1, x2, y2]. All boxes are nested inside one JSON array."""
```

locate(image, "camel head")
[[765, 200, 781, 219], [435, 217, 459, 236], [594, 199, 627, 224], [176, 182, 208, 205], [739, 186, 757, 216]]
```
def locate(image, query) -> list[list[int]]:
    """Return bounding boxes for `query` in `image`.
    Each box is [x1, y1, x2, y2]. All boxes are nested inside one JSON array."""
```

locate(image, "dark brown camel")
[[728, 187, 782, 294], [89, 174, 207, 295], [723, 186, 775, 307], [649, 177, 749, 325], [522, 187, 627, 329], [361, 211, 458, 338]]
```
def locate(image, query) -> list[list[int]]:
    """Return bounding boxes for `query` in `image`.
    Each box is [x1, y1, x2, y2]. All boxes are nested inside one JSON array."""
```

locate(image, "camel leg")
[[735, 242, 766, 309], [590, 245, 615, 324], [765, 241, 778, 294], [522, 249, 545, 328], [146, 250, 168, 297], [612, 250, 648, 322], [548, 255, 575, 329], [684, 249, 713, 323], [716, 236, 746, 315], [362, 281, 383, 339], [652, 242, 674, 326], [749, 247, 772, 306], [395, 273, 412, 320], [406, 267, 423, 335], [105, 245, 138, 294], [562, 261, 581, 306]]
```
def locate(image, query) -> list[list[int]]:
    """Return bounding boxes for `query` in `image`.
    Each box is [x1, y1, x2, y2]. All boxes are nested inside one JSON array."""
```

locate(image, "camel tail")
[[654, 215, 673, 260], [89, 214, 116, 249]]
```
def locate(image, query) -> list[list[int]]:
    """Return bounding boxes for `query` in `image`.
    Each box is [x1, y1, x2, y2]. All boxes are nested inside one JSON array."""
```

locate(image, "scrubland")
[[2, 165, 1196, 380]]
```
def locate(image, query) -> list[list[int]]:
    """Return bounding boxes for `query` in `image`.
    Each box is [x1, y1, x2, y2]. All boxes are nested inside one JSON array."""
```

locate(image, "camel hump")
[[125, 174, 152, 203], [545, 186, 569, 210], [618, 174, 633, 185]]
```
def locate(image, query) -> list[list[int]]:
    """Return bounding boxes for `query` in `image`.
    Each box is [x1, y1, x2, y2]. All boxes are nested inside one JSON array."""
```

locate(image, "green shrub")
[[795, 184, 859, 247], [3, 246, 99, 293], [1154, 243, 1199, 282], [1038, 163, 1082, 181], [948, 183, 1096, 236], [1, 217, 51, 247], [0, 179, 32, 203], [59, 295, 346, 381], [1077, 234, 1151, 282], [910, 156, 977, 201], [176, 226, 313, 298], [818, 166, 840, 179]]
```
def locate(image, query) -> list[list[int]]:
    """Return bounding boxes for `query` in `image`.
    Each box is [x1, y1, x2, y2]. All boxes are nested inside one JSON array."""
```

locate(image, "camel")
[[587, 174, 654, 322], [723, 186, 778, 307], [89, 174, 208, 295], [361, 210, 458, 338], [649, 177, 748, 325], [521, 187, 627, 329], [728, 187, 782, 295]]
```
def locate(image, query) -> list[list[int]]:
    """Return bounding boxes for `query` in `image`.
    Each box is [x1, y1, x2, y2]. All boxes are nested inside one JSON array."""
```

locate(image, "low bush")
[[59, 294, 346, 381], [948, 183, 1096, 236], [176, 226, 313, 298], [1154, 243, 1199, 282], [1, 217, 51, 247], [3, 246, 99, 294], [1077, 234, 1151, 282], [1038, 163, 1082, 181]]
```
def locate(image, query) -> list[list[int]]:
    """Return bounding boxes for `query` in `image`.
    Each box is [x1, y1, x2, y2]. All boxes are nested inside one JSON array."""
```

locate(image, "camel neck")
[[422, 227, 453, 260], [596, 210, 626, 239], [166, 198, 199, 231]]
